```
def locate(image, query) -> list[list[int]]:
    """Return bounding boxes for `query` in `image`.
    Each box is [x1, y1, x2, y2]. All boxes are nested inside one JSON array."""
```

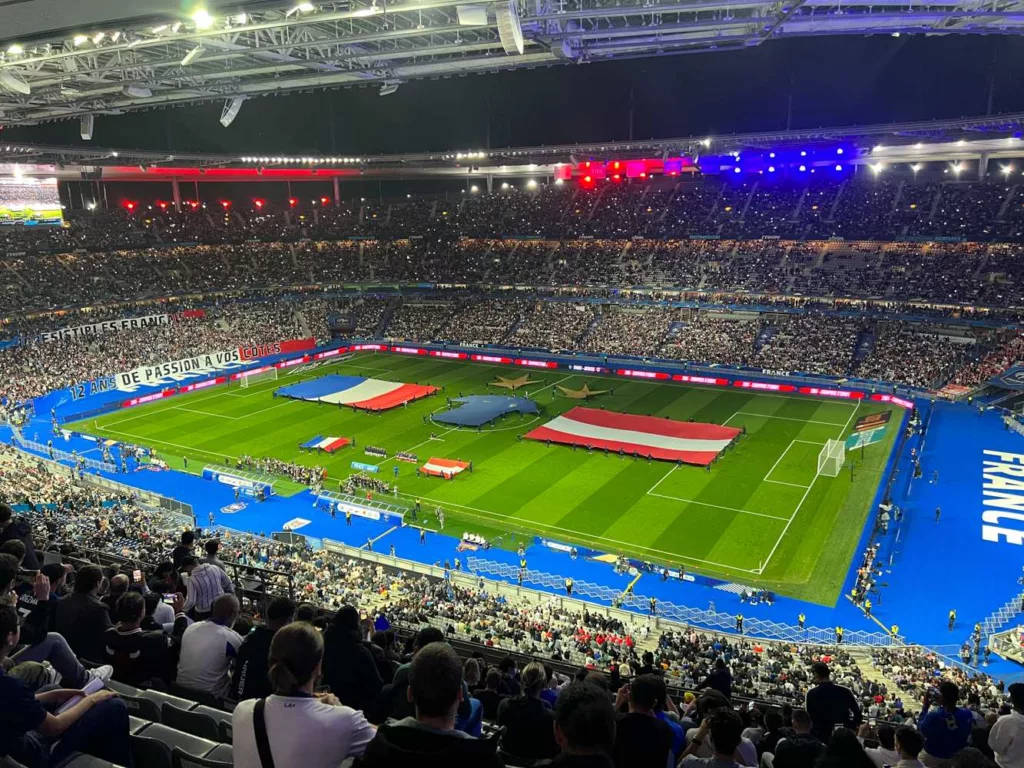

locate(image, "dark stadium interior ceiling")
[[4, 113, 1024, 181], [3, 0, 1024, 132]]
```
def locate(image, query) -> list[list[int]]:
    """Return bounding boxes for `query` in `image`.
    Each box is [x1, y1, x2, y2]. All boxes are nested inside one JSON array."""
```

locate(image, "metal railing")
[[467, 557, 901, 647]]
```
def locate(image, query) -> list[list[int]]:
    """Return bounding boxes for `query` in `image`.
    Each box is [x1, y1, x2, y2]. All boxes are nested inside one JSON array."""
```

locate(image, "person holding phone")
[[105, 591, 188, 687], [0, 603, 132, 767]]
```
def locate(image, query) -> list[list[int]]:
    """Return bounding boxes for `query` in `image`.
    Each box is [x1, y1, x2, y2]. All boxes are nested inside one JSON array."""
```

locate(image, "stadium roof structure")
[[5, 112, 1024, 182], [3, 0, 1024, 128]]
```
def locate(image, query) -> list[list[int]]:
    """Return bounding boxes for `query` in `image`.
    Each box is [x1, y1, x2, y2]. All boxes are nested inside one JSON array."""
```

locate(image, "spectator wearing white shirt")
[[989, 684, 1024, 768], [232, 620, 376, 768], [180, 556, 233, 619], [176, 594, 242, 699]]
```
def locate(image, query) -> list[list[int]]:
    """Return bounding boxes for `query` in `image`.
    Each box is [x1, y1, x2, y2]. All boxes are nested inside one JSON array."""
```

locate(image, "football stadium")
[[2, 2, 1024, 766]]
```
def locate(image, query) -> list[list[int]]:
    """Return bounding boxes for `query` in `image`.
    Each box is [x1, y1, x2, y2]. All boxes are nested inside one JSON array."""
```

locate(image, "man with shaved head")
[[176, 593, 242, 698]]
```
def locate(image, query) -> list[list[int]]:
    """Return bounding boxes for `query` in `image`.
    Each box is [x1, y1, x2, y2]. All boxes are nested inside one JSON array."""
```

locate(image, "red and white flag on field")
[[525, 406, 740, 465], [421, 458, 470, 478]]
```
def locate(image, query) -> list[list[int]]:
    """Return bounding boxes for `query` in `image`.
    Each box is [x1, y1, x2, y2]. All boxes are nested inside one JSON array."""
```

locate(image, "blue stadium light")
[[769, 152, 776, 158], [733, 167, 741, 174], [836, 148, 844, 155], [768, 166, 776, 173], [798, 165, 807, 172], [800, 151, 807, 157], [835, 164, 843, 172]]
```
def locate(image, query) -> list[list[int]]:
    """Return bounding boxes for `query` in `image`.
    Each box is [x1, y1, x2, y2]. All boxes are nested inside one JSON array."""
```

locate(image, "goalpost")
[[817, 438, 846, 477], [239, 367, 279, 388]]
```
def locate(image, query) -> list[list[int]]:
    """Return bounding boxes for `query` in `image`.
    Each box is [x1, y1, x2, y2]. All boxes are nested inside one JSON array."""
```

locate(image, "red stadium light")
[[188, 200, 199, 209], [320, 196, 330, 205], [124, 201, 135, 211], [220, 200, 231, 209], [288, 197, 298, 207], [253, 198, 265, 209], [157, 201, 168, 210], [612, 174, 621, 181], [583, 175, 592, 183]]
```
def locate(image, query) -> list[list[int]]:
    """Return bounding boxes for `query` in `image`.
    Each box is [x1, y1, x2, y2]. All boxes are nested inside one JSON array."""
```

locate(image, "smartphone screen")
[[162, 593, 176, 605], [132, 569, 142, 583]]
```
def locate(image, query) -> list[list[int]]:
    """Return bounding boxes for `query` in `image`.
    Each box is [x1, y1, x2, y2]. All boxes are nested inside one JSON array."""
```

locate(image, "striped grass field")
[[70, 352, 900, 605]]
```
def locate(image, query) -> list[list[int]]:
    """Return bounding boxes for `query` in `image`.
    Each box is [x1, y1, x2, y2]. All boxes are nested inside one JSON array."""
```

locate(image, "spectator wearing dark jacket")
[[543, 682, 617, 768], [772, 709, 825, 768], [104, 591, 188, 686], [54, 564, 113, 663], [697, 657, 733, 700], [0, 503, 39, 570], [356, 642, 503, 768], [322, 605, 384, 714], [805, 662, 862, 742], [473, 668, 506, 721], [231, 596, 295, 702], [498, 662, 558, 762], [612, 674, 675, 768]]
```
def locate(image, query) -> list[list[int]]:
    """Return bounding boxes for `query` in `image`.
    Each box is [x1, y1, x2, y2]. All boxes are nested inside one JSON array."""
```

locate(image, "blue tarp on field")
[[275, 375, 365, 400], [433, 395, 539, 427]]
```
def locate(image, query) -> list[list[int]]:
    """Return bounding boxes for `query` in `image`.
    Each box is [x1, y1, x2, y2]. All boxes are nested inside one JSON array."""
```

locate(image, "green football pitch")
[[70, 353, 900, 605]]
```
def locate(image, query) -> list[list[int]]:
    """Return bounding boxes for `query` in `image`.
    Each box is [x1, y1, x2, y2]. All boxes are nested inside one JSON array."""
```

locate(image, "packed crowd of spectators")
[[857, 325, 971, 390], [509, 302, 597, 352], [754, 316, 863, 377], [0, 446, 1021, 768]]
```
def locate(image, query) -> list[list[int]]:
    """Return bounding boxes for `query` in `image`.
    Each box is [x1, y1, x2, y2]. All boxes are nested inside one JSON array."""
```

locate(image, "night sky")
[[4, 34, 1021, 154]]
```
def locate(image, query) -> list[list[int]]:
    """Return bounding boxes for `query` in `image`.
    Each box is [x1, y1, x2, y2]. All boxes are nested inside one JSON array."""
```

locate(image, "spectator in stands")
[[180, 554, 234, 619], [232, 595, 295, 702], [100, 573, 129, 614], [473, 666, 506, 721], [54, 564, 113, 663], [322, 604, 384, 715], [378, 626, 444, 721], [817, 728, 875, 768], [806, 661, 862, 741], [546, 682, 617, 768], [612, 673, 675, 768], [2, 557, 111, 689], [761, 709, 793, 758], [896, 725, 927, 768], [358, 642, 503, 767], [498, 661, 558, 762], [860, 723, 901, 768], [104, 590, 187, 686], [686, 691, 759, 766], [233, 620, 376, 768], [680, 707, 746, 768], [199, 539, 227, 571], [771, 709, 824, 768], [176, 593, 242, 699], [983, 682, 1023, 768], [0, 603, 132, 768], [0, 502, 39, 570], [698, 657, 733, 700], [171, 530, 196, 568], [920, 681, 974, 768]]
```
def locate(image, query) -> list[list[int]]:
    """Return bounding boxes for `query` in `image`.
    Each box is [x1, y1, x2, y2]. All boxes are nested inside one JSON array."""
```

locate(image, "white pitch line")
[[763, 440, 798, 483], [392, 489, 763, 573], [173, 406, 239, 420], [729, 412, 849, 427], [646, 464, 678, 495], [646, 492, 791, 521], [758, 400, 861, 574], [99, 409, 165, 429], [764, 479, 812, 489], [91, 425, 238, 461]]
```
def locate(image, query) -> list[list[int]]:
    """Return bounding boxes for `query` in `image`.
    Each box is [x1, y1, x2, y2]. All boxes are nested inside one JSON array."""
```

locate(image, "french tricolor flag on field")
[[525, 407, 741, 465], [300, 436, 351, 453]]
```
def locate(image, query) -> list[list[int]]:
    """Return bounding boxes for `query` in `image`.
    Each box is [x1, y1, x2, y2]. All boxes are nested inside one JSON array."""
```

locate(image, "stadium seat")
[[170, 747, 231, 768], [120, 694, 162, 722], [139, 724, 217, 758], [192, 706, 232, 743], [129, 735, 172, 768], [105, 680, 141, 698], [128, 716, 152, 735], [170, 682, 222, 709], [205, 745, 233, 763], [160, 704, 220, 741], [138, 689, 198, 712], [2, 757, 30, 768]]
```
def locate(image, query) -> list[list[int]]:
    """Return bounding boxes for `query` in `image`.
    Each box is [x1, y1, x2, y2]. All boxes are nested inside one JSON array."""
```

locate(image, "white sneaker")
[[42, 662, 61, 686], [86, 665, 114, 684]]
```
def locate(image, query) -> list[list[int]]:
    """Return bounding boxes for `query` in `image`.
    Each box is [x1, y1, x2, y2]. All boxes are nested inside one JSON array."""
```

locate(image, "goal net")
[[239, 367, 279, 388], [817, 439, 846, 477]]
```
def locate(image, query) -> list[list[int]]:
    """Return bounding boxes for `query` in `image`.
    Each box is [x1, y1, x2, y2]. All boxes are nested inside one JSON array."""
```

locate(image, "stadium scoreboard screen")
[[0, 174, 63, 226]]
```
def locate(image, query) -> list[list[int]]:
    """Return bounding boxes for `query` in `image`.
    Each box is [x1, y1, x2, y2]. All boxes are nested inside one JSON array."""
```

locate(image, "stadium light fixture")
[[254, 199, 264, 209], [911, 164, 922, 173], [296, 2, 315, 10], [798, 165, 807, 172], [871, 163, 883, 174], [92, 32, 105, 44], [554, 178, 564, 186], [952, 163, 963, 175], [73, 34, 88, 46], [288, 197, 297, 207], [220, 200, 231, 208], [501, 182, 510, 189], [768, 166, 776, 173], [769, 152, 775, 158], [7, 44, 23, 55], [799, 150, 807, 157], [1002, 164, 1014, 175], [527, 180, 537, 188], [192, 9, 214, 28], [836, 148, 844, 155], [733, 167, 741, 174], [835, 164, 843, 172], [470, 185, 479, 193]]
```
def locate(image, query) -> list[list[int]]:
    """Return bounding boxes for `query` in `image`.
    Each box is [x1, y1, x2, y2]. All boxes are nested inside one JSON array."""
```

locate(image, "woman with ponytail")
[[233, 621, 376, 768]]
